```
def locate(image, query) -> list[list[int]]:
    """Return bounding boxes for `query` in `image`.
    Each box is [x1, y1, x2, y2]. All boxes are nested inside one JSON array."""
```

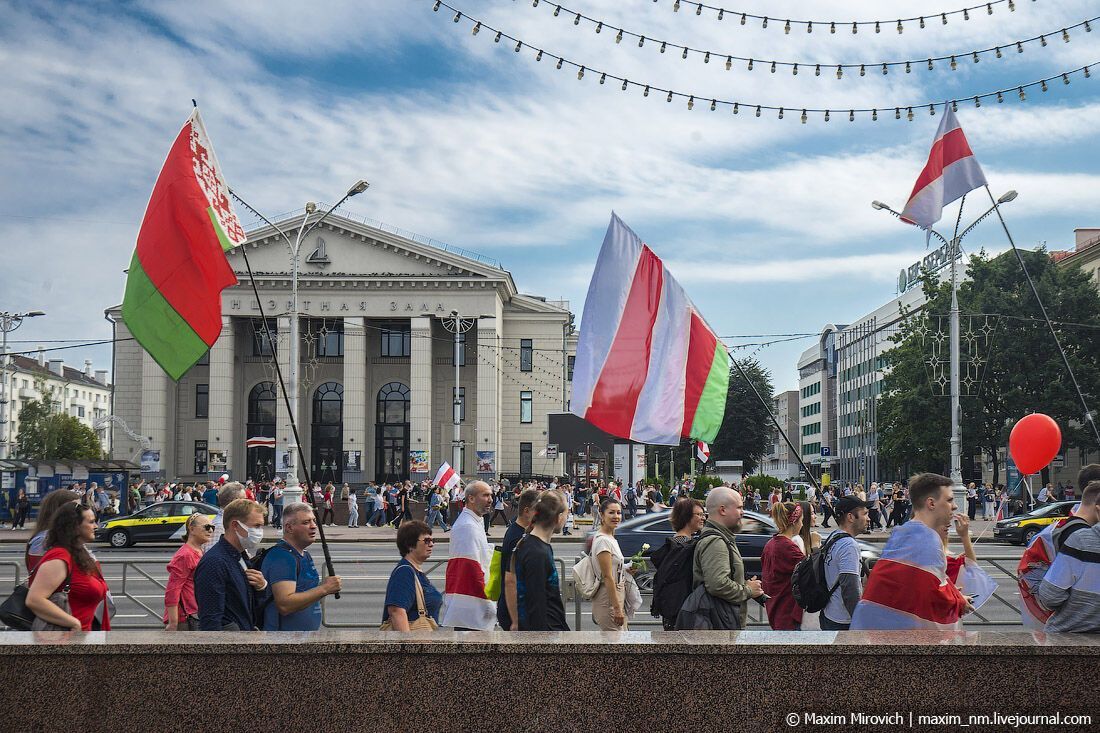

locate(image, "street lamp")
[[0, 310, 46, 459], [441, 311, 492, 478], [871, 193, 1015, 488], [230, 181, 369, 506]]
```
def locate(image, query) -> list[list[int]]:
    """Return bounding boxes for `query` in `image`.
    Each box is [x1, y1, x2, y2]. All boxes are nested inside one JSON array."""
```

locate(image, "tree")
[[710, 358, 775, 474], [15, 385, 103, 460], [877, 247, 1100, 483]]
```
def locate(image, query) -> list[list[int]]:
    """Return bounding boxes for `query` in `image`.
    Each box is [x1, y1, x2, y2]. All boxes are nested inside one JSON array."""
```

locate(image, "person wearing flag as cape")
[[440, 479, 497, 630]]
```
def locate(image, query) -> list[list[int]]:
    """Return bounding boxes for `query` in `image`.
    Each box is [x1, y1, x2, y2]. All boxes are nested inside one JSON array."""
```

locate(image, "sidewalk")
[[0, 517, 1005, 544]]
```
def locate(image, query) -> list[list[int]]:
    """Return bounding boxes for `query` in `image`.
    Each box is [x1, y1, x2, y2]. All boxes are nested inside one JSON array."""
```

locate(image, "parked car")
[[993, 500, 1077, 545], [95, 501, 218, 548], [585, 509, 879, 577]]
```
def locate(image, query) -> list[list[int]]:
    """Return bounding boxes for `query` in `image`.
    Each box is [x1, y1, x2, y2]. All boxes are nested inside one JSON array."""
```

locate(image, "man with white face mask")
[[194, 499, 271, 630]]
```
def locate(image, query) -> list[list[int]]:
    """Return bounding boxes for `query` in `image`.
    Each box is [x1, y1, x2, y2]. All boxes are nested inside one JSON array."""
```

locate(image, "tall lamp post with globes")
[[0, 310, 46, 459]]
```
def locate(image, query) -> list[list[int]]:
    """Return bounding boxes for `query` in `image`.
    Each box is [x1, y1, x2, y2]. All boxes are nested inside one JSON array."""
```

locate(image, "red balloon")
[[1009, 413, 1062, 475]]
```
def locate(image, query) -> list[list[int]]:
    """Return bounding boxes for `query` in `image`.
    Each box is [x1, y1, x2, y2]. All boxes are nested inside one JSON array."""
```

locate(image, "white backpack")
[[572, 552, 601, 599]]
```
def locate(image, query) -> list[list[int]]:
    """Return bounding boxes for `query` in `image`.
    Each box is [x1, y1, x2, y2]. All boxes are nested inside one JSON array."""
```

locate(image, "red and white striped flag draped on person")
[[900, 108, 988, 229], [570, 214, 729, 446]]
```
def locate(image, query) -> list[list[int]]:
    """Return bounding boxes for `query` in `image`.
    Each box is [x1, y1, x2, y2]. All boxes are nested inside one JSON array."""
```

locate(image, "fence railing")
[[0, 555, 1028, 630]]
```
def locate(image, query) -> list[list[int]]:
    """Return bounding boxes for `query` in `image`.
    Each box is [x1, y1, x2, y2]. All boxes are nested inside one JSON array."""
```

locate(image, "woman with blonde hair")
[[762, 502, 806, 630], [164, 512, 213, 630]]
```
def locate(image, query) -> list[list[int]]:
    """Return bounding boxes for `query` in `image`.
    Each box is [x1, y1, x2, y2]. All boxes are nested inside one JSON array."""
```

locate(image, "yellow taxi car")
[[993, 500, 1077, 545], [95, 501, 217, 548]]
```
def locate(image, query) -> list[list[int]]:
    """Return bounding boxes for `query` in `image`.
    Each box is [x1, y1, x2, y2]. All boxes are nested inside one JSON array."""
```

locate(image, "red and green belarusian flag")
[[570, 214, 730, 446], [122, 109, 246, 380]]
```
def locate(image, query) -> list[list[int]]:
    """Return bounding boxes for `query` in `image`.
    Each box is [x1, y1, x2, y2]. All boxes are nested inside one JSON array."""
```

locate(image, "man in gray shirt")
[[821, 496, 869, 630], [1037, 481, 1100, 632]]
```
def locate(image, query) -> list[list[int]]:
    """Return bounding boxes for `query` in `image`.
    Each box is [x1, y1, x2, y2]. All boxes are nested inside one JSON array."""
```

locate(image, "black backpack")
[[649, 538, 698, 620], [791, 531, 849, 613]]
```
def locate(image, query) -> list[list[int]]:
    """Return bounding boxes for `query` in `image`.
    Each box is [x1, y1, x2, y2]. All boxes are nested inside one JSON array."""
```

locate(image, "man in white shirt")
[[440, 481, 496, 630]]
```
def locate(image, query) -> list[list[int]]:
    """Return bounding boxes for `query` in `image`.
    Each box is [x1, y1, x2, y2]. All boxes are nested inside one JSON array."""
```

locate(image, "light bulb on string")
[[815, 64, 821, 76], [726, 56, 732, 70], [930, 104, 936, 115], [472, 22, 480, 35], [515, 41, 522, 52], [995, 47, 1002, 58], [792, 63, 798, 76], [532, 0, 538, 6], [667, 90, 674, 102], [577, 66, 584, 80], [973, 52, 980, 63], [824, 110, 830, 121], [807, 22, 813, 33], [964, 9, 970, 21], [778, 107, 784, 119], [859, 64, 866, 77], [1041, 79, 1047, 91], [682, 47, 689, 60], [1086, 66, 1092, 78], [1040, 35, 1047, 47], [875, 21, 881, 33], [556, 57, 563, 69], [687, 96, 694, 110], [755, 105, 761, 117], [638, 36, 645, 47], [882, 63, 888, 75], [494, 31, 501, 43], [718, 9, 724, 21], [643, 85, 649, 97], [1086, 21, 1092, 32], [1018, 86, 1026, 101], [733, 102, 739, 114], [905, 62, 911, 73], [974, 96, 981, 108], [615, 29, 623, 43], [950, 56, 957, 71], [536, 50, 543, 61], [1063, 73, 1070, 84], [770, 61, 776, 73], [762, 17, 768, 29], [573, 13, 580, 25], [660, 42, 667, 53], [987, 3, 993, 15], [928, 59, 934, 70], [704, 52, 710, 63], [836, 65, 843, 79], [830, 22, 836, 34], [748, 58, 754, 70], [1063, 29, 1070, 43], [801, 109, 808, 124], [895, 107, 901, 120], [432, 1, 440, 11], [453, 12, 461, 23], [997, 91, 1003, 102], [907, 107, 914, 121], [872, 109, 878, 121], [599, 72, 606, 84], [952, 100, 958, 112], [741, 13, 746, 25], [553, 5, 560, 17], [621, 79, 628, 91], [920, 17, 926, 29], [1009, 0, 1016, 9], [696, 3, 702, 15], [941, 13, 948, 25], [595, 22, 602, 33], [673, 0, 680, 11], [852, 22, 858, 34], [849, 110, 855, 122], [784, 20, 790, 34], [898, 20, 903, 34], [710, 99, 716, 111]]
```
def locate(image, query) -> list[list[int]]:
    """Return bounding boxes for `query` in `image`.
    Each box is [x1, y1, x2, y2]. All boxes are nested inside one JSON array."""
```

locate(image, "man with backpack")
[[820, 496, 869, 630], [259, 502, 342, 630], [679, 487, 763, 630], [650, 499, 706, 629]]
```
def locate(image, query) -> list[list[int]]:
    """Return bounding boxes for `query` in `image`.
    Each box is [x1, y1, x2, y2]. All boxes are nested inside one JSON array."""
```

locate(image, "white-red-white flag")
[[434, 462, 460, 490], [900, 108, 987, 229], [696, 441, 710, 464]]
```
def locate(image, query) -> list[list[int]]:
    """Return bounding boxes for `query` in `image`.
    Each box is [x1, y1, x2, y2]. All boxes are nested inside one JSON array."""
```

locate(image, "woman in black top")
[[514, 490, 569, 631]]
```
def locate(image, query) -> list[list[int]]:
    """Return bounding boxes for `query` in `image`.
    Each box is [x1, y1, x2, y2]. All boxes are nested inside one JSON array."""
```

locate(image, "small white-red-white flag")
[[696, 441, 710, 464], [434, 462, 460, 490], [900, 108, 987, 229], [245, 436, 276, 449]]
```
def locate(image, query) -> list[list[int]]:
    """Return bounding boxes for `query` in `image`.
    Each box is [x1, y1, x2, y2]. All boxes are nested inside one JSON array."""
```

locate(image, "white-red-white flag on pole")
[[434, 462, 460, 490], [696, 441, 710, 464], [900, 108, 987, 229]]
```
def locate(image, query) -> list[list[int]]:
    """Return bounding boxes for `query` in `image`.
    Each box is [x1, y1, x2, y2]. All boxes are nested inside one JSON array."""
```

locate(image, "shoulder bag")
[[380, 565, 439, 631]]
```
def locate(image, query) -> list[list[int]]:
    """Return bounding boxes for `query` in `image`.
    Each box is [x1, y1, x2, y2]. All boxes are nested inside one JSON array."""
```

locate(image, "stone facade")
[[106, 213, 577, 484]]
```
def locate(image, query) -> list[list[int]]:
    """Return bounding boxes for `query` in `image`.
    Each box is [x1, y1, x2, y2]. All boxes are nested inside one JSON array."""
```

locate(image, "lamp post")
[[871, 192, 1015, 488], [230, 181, 368, 507], [0, 310, 45, 459]]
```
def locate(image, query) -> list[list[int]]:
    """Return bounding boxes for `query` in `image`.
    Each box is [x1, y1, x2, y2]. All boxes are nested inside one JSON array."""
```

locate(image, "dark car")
[[993, 500, 1077, 545], [586, 509, 880, 576], [95, 501, 218, 548]]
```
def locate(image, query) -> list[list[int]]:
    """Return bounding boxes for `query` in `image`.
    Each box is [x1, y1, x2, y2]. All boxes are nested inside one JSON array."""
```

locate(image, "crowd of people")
[[9, 464, 1100, 634]]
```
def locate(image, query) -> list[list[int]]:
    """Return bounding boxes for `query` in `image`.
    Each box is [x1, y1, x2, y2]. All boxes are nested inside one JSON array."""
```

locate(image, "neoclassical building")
[[106, 212, 577, 485]]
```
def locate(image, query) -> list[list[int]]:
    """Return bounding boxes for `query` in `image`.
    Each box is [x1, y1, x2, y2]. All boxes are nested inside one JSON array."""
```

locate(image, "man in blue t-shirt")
[[260, 503, 342, 630]]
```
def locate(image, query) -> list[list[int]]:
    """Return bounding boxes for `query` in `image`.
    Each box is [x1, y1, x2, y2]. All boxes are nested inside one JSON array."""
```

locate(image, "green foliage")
[[744, 474, 783, 495], [690, 474, 724, 499], [15, 386, 103, 461], [710, 358, 774, 474], [877, 247, 1100, 483]]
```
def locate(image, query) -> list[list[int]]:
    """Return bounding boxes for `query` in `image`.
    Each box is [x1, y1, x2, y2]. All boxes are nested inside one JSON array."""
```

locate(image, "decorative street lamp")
[[0, 310, 45, 459]]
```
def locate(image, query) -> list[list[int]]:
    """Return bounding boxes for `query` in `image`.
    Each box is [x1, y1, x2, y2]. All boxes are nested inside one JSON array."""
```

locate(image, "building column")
[[276, 315, 296, 482], [409, 316, 432, 479], [476, 317, 502, 479], [140, 351, 170, 479], [207, 316, 236, 480], [343, 317, 367, 484]]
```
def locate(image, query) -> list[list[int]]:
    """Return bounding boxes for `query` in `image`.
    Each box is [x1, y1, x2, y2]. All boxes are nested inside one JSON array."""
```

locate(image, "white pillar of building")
[[140, 350, 170, 478], [276, 315, 297, 482], [409, 316, 433, 478], [207, 316, 236, 479], [342, 317, 367, 483], [476, 316, 502, 479]]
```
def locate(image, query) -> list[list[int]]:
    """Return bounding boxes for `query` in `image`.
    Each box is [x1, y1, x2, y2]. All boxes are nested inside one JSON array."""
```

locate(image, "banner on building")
[[344, 450, 362, 472], [208, 450, 227, 472], [409, 450, 429, 474], [72, 466, 89, 481], [140, 450, 161, 473], [476, 451, 496, 474]]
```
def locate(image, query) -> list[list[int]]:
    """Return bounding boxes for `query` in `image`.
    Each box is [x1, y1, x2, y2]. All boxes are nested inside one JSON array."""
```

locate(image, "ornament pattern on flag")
[[190, 116, 246, 246]]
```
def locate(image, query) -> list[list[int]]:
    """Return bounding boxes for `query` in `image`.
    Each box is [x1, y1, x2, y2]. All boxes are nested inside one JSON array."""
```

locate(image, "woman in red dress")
[[762, 502, 806, 631], [26, 502, 111, 631]]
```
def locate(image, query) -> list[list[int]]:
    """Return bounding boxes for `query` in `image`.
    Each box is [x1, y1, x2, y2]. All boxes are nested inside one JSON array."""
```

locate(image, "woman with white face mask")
[[192, 499, 271, 630]]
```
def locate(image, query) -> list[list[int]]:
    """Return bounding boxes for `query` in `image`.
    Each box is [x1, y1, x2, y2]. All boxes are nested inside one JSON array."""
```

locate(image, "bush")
[[744, 474, 783, 495], [690, 474, 724, 499]]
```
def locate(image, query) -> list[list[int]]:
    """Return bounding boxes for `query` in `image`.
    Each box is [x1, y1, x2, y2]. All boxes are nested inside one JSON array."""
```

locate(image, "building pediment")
[[227, 213, 512, 287]]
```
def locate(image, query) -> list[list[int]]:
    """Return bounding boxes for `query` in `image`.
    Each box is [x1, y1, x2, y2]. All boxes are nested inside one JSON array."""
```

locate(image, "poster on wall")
[[208, 450, 227, 472], [632, 443, 646, 482], [613, 444, 630, 482], [141, 450, 161, 473], [344, 450, 362, 472], [276, 449, 289, 472], [409, 450, 429, 474], [476, 451, 495, 474]]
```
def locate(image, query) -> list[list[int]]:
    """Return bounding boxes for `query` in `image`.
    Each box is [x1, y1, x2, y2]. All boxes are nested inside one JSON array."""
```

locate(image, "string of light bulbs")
[[526, 1, 1096, 78], [431, 1, 1096, 122], [657, 0, 1029, 33]]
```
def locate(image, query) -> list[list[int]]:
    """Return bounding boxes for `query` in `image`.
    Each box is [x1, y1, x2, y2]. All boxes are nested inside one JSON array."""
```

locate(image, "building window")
[[520, 339, 533, 372], [520, 391, 533, 423], [311, 319, 344, 357], [195, 384, 209, 419], [381, 325, 411, 357], [453, 333, 466, 367], [377, 381, 411, 424], [453, 386, 465, 422], [520, 442, 533, 476], [567, 355, 575, 381], [252, 319, 277, 357], [194, 440, 208, 475], [76, 406, 85, 418], [196, 350, 210, 366]]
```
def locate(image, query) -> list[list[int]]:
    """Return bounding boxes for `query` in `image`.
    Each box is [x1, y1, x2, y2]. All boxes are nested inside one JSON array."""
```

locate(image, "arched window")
[[377, 382, 410, 424], [246, 382, 277, 481], [313, 382, 344, 426], [247, 382, 277, 427]]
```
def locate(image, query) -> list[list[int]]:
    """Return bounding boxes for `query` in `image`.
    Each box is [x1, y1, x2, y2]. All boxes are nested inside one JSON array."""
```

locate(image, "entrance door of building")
[[311, 382, 343, 484], [375, 382, 410, 484]]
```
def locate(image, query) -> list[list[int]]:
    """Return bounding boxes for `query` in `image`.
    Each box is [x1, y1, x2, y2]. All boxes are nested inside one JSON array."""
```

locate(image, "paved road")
[[0, 540, 1028, 631]]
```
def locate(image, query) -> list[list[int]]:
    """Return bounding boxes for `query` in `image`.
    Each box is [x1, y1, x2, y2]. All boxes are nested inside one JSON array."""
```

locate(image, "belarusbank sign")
[[898, 238, 962, 293]]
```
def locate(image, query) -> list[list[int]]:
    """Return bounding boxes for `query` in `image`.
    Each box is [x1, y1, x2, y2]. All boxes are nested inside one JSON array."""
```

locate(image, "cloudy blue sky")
[[2, 0, 1098, 392]]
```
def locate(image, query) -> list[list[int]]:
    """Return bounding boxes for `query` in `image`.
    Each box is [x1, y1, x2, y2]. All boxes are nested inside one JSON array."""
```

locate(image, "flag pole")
[[983, 186, 1100, 448], [227, 191, 339, 597], [729, 354, 820, 491]]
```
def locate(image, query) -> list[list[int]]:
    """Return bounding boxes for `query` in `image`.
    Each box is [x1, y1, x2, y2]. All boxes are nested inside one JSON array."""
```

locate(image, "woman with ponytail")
[[761, 502, 806, 630], [512, 491, 570, 630]]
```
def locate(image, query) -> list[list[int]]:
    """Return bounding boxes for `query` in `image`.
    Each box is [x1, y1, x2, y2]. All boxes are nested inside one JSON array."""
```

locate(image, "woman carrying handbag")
[[26, 502, 111, 631], [381, 520, 442, 631]]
